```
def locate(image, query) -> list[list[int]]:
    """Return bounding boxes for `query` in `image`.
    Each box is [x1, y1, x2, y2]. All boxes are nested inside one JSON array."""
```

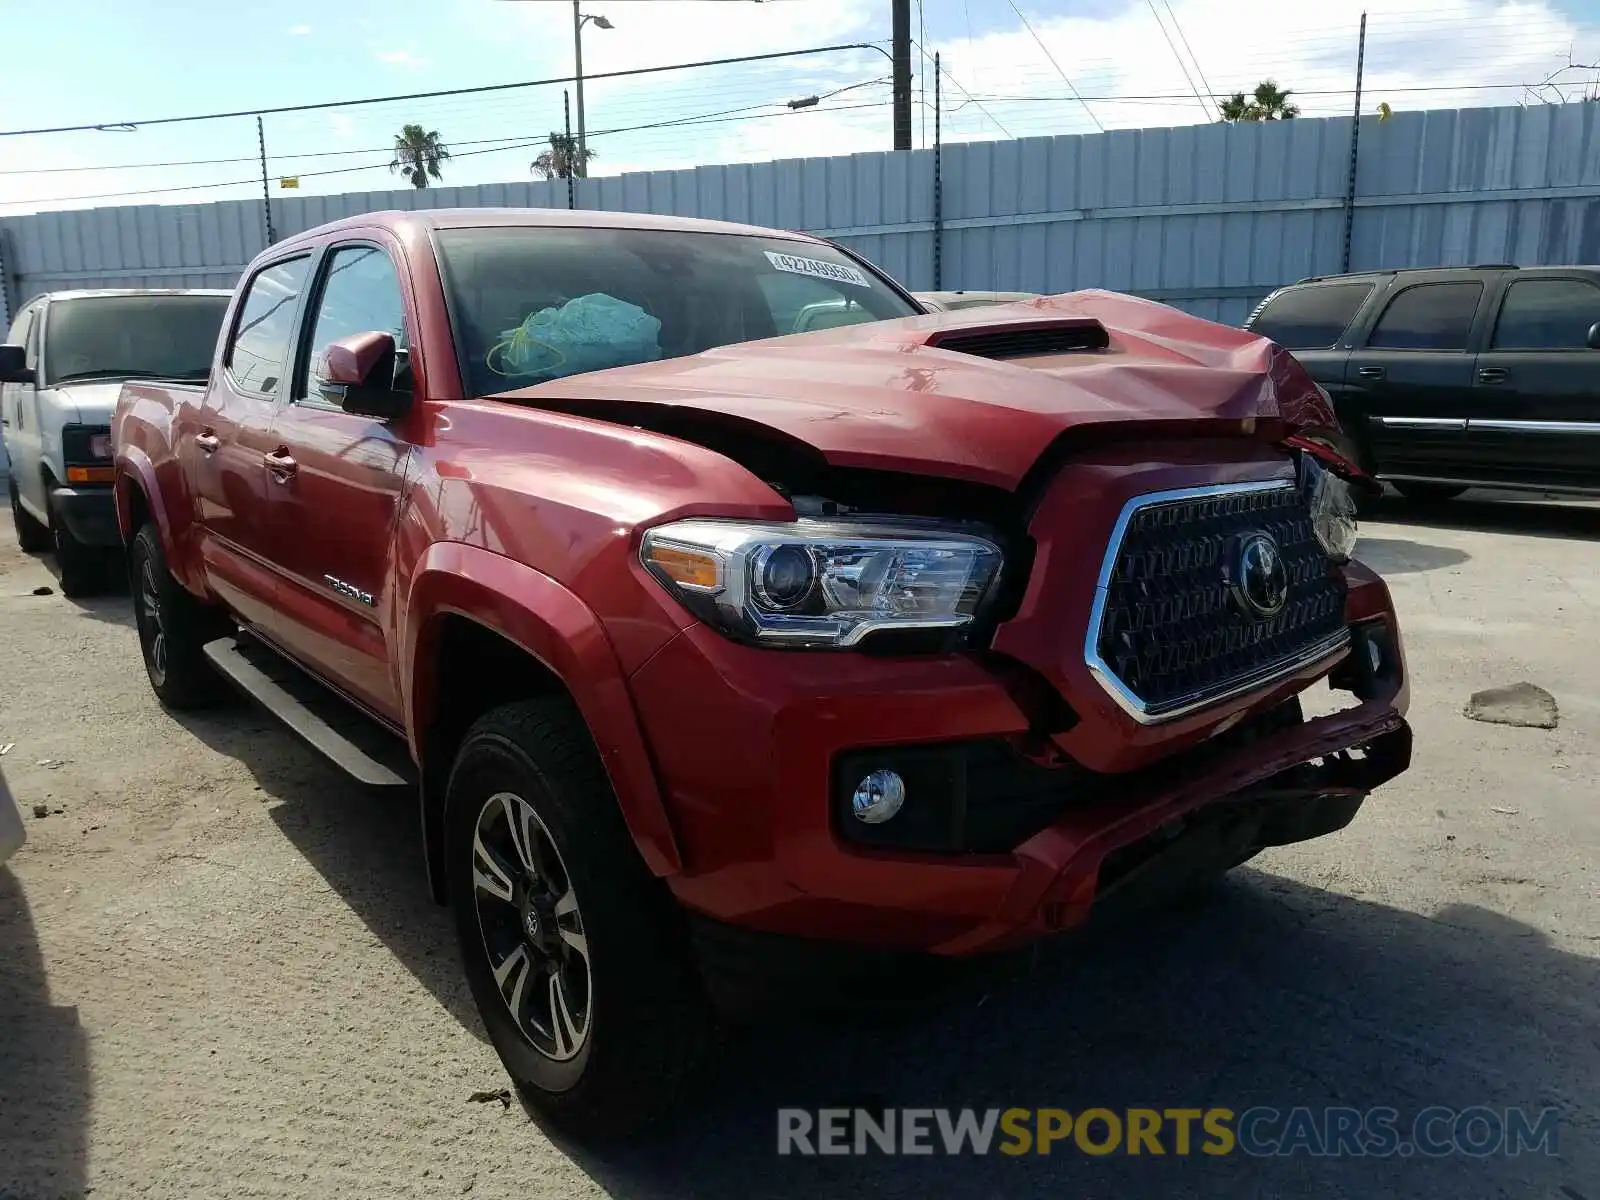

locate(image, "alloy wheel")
[[471, 791, 591, 1061], [137, 559, 167, 684]]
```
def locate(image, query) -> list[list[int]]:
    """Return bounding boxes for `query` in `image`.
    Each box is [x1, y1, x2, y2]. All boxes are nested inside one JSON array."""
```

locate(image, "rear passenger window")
[[1249, 283, 1372, 349], [1367, 282, 1483, 351], [1490, 279, 1600, 350], [227, 257, 310, 394]]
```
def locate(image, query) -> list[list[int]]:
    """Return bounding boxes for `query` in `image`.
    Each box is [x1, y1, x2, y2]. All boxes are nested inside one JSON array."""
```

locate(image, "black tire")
[[48, 488, 112, 597], [446, 698, 711, 1139], [130, 523, 230, 710], [1393, 481, 1467, 503], [9, 477, 50, 553]]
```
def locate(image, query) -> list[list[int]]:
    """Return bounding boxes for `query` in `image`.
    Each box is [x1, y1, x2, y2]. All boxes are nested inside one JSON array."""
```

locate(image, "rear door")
[[259, 239, 417, 723], [184, 255, 313, 628], [1346, 272, 1499, 480], [1469, 272, 1600, 491]]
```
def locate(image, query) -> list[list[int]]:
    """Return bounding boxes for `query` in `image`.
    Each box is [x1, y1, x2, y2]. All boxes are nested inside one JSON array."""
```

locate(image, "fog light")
[[851, 770, 905, 824]]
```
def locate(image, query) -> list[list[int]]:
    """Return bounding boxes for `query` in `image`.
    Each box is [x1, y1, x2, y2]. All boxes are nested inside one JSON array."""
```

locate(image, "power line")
[[1001, 0, 1104, 132], [1145, 0, 1211, 121], [0, 42, 895, 138], [0, 99, 892, 209], [1162, 0, 1217, 105]]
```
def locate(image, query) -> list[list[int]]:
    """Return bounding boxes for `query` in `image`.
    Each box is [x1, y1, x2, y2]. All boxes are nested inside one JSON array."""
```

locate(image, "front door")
[[261, 241, 416, 723], [1469, 274, 1600, 492], [183, 254, 313, 628], [1348, 277, 1492, 481]]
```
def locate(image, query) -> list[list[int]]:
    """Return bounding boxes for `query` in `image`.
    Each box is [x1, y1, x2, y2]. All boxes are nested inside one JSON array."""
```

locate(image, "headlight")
[[89, 432, 113, 460], [1299, 452, 1358, 561], [641, 518, 1003, 649]]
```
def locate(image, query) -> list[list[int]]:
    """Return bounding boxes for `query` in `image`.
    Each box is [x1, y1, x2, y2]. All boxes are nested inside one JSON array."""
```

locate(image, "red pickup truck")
[[113, 208, 1411, 1136]]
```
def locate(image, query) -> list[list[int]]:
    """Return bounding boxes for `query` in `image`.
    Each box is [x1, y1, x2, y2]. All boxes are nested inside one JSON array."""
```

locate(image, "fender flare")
[[404, 542, 683, 897], [114, 445, 169, 545]]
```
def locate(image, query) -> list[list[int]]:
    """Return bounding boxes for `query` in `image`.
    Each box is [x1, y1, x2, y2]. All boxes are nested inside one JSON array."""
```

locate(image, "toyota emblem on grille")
[[1229, 532, 1289, 618]]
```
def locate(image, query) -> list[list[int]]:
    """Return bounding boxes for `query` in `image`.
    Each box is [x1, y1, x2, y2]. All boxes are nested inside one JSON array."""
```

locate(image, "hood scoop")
[[927, 319, 1110, 360]]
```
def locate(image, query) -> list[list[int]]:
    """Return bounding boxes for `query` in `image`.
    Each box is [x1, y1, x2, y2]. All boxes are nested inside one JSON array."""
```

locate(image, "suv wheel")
[[446, 698, 711, 1138], [1392, 481, 1466, 503], [9, 477, 49, 553], [49, 489, 111, 597], [130, 524, 229, 709]]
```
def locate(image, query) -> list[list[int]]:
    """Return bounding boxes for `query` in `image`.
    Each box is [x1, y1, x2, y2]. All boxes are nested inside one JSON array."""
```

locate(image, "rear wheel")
[[9, 477, 49, 553], [446, 698, 711, 1138], [1393, 481, 1467, 503], [130, 523, 229, 710]]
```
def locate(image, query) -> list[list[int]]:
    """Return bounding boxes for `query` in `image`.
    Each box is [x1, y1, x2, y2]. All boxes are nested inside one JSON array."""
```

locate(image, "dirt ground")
[[1, 490, 1597, 1199]]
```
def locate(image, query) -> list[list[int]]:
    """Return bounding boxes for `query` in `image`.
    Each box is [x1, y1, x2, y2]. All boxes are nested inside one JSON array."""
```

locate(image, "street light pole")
[[570, 3, 613, 179], [572, 0, 588, 177]]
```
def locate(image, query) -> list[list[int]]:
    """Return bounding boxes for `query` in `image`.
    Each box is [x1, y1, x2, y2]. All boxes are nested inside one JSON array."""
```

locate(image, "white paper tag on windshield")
[[764, 250, 872, 289]]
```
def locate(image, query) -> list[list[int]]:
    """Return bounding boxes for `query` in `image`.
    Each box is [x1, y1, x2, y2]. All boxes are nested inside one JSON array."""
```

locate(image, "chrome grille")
[[1087, 481, 1349, 722]]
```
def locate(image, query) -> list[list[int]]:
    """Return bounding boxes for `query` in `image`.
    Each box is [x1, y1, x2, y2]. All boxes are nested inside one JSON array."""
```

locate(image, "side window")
[[1367, 282, 1484, 351], [227, 256, 311, 394], [299, 245, 408, 400], [1490, 279, 1600, 350], [1249, 283, 1372, 350]]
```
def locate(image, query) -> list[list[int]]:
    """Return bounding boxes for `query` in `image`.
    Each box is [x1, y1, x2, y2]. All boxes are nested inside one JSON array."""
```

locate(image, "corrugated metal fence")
[[6, 102, 1600, 330]]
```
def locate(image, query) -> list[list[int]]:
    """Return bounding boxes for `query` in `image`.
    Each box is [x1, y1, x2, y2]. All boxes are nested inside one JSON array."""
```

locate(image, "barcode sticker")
[[764, 250, 872, 289]]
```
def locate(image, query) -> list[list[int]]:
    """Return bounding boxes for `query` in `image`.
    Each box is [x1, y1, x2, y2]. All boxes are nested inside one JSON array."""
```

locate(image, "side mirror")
[[0, 344, 35, 385], [316, 331, 411, 419], [1586, 322, 1600, 350]]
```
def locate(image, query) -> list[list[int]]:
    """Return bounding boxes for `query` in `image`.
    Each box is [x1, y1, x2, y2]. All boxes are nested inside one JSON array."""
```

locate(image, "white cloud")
[[375, 48, 430, 70], [288, 24, 311, 36]]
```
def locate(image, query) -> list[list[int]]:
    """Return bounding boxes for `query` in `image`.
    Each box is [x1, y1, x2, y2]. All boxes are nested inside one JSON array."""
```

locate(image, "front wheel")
[[446, 699, 711, 1138], [9, 477, 50, 553], [49, 489, 113, 597], [130, 524, 230, 710]]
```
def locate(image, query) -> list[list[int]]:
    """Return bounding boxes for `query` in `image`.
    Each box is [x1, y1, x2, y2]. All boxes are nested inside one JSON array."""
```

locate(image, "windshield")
[[434, 226, 918, 398], [43, 294, 229, 385]]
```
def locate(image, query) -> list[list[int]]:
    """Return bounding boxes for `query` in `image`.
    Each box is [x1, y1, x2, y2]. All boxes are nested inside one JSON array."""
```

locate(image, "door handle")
[[1477, 367, 1508, 384], [264, 448, 298, 482], [194, 430, 220, 454], [1356, 366, 1385, 380]]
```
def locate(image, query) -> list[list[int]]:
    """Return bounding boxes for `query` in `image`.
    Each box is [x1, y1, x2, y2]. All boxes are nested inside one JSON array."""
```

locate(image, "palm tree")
[[390, 124, 450, 189], [1217, 79, 1301, 122], [532, 132, 596, 180]]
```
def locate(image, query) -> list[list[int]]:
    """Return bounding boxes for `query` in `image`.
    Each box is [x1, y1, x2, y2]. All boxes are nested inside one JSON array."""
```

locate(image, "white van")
[[1, 289, 230, 594]]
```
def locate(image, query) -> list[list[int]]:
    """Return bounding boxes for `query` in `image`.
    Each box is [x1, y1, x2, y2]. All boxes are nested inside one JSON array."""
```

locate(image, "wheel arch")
[[404, 543, 684, 905]]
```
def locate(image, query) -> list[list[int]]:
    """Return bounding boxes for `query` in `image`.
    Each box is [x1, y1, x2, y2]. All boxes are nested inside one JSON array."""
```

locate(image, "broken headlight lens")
[[641, 518, 1003, 649], [1299, 452, 1358, 562]]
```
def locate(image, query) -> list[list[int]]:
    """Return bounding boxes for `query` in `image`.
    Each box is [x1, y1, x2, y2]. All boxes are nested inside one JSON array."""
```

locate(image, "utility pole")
[[892, 0, 912, 151], [256, 116, 275, 247], [933, 51, 942, 288], [1340, 11, 1368, 274]]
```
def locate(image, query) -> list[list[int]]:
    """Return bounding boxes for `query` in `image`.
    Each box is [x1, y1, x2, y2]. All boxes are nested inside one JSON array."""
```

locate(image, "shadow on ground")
[[1352, 536, 1470, 576], [0, 864, 90, 1200], [171, 707, 484, 1041], [1366, 490, 1600, 543], [167, 712, 1598, 1200]]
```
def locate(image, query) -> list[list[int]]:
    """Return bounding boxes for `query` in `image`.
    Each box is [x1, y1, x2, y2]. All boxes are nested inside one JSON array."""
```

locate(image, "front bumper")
[[628, 561, 1410, 961], [50, 484, 121, 548]]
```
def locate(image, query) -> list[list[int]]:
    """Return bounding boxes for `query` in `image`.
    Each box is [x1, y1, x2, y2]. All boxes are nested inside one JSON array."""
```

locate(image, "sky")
[[4, 0, 1600, 213]]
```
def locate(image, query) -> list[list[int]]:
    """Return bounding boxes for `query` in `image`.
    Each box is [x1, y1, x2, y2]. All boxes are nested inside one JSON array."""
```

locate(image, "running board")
[[201, 635, 415, 790]]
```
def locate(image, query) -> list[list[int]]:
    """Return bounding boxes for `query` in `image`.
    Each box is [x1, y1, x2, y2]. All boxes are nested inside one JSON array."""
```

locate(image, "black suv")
[[1245, 265, 1600, 499]]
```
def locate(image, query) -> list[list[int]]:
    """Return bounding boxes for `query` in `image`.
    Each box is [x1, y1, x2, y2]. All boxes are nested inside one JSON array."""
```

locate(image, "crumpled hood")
[[510, 290, 1334, 491], [42, 381, 125, 427]]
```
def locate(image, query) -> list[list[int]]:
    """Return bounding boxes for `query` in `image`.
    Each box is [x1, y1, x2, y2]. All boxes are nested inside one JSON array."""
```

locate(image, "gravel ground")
[[1, 489, 1597, 1199]]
